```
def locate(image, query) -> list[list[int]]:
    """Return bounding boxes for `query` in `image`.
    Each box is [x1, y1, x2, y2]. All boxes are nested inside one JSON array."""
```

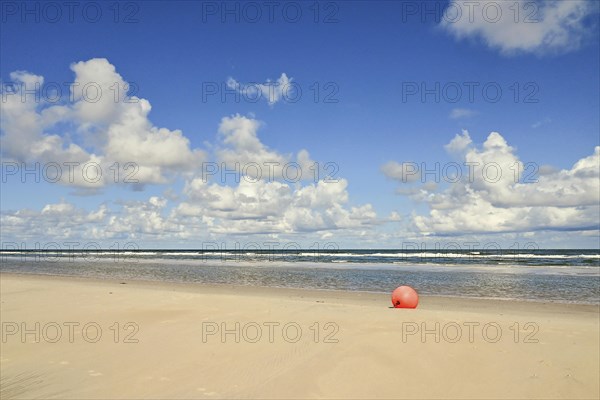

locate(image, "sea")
[[1, 249, 598, 304]]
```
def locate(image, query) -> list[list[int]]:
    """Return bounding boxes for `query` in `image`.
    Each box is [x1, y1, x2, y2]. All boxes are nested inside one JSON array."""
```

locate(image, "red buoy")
[[391, 286, 419, 308]]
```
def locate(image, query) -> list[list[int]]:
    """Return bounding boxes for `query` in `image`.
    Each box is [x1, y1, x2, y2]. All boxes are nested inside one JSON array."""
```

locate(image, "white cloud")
[[444, 129, 473, 154], [1, 69, 381, 241], [167, 114, 381, 236], [215, 114, 317, 182], [227, 73, 293, 105], [175, 178, 379, 235], [1, 201, 109, 241], [0, 197, 197, 243], [1, 177, 380, 242], [0, 58, 205, 189], [440, 0, 596, 55], [393, 131, 600, 235]]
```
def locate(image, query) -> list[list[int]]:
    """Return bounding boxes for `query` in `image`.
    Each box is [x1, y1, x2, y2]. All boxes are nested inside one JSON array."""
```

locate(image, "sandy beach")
[[1, 273, 598, 399]]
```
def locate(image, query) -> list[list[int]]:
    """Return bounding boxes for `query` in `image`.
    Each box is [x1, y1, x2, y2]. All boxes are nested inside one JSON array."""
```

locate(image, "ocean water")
[[1, 249, 598, 304]]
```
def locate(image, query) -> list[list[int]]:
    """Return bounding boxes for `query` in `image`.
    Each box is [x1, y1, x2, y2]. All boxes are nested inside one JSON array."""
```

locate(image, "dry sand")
[[1, 273, 598, 399]]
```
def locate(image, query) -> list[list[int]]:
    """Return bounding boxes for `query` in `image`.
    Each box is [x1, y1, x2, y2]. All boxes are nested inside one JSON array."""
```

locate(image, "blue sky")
[[1, 0, 599, 249]]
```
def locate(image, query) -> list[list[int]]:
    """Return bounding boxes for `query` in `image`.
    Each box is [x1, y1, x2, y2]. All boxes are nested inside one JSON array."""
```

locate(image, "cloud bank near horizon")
[[1, 58, 598, 246]]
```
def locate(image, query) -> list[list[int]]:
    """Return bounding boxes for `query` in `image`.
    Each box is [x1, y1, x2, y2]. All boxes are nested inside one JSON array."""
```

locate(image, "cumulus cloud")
[[1, 178, 380, 242], [226, 73, 293, 105], [440, 0, 597, 55], [163, 113, 380, 236], [0, 58, 205, 189], [174, 177, 378, 235], [1, 201, 108, 241], [217, 114, 288, 171], [215, 114, 318, 182], [444, 129, 473, 155], [1, 64, 381, 242], [389, 131, 600, 235], [0, 196, 201, 244]]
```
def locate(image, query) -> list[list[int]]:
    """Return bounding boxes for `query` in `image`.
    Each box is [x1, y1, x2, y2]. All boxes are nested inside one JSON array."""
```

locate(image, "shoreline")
[[1, 271, 599, 308]]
